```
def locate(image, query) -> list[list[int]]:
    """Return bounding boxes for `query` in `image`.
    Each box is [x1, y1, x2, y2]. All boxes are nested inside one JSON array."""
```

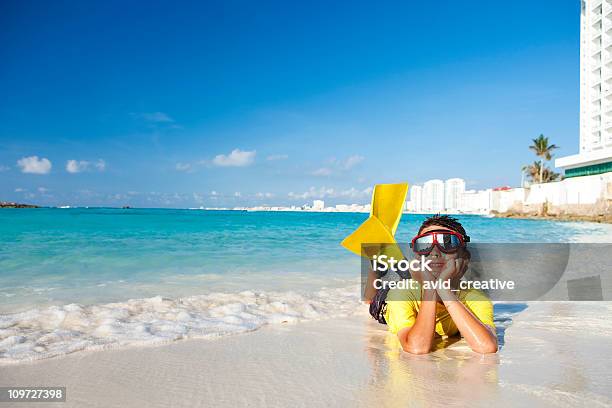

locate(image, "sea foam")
[[0, 285, 362, 364]]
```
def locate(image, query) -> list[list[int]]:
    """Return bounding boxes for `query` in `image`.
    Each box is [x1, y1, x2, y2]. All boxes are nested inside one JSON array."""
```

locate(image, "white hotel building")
[[422, 179, 445, 212], [556, 0, 612, 177], [408, 178, 468, 213], [444, 178, 466, 211], [408, 185, 423, 212]]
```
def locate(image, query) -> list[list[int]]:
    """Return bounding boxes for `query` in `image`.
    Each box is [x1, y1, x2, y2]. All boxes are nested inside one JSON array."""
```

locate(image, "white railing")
[[593, 0, 603, 11], [593, 17, 603, 29], [592, 71, 602, 83], [592, 13, 602, 25]]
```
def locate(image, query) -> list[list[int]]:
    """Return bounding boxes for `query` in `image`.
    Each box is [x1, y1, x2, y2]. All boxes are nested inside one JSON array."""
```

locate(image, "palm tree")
[[529, 134, 559, 183], [522, 161, 561, 184], [522, 162, 538, 185]]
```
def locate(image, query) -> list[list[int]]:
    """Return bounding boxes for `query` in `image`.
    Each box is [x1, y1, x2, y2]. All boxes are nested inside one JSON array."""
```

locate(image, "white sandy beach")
[[2, 301, 611, 408]]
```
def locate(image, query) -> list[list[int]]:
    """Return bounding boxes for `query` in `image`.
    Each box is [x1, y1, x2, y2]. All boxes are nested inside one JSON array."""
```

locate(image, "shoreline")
[[3, 205, 612, 224], [0, 284, 363, 364], [2, 302, 611, 407], [494, 211, 612, 224]]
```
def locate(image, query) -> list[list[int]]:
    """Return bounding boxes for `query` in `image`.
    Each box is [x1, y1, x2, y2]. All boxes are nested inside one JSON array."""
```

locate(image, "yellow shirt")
[[384, 282, 495, 336]]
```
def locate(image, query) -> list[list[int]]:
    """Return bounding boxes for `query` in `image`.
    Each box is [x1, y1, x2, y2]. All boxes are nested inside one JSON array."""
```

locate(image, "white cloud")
[[288, 187, 335, 200], [192, 192, 204, 203], [288, 186, 372, 201], [0, 165, 10, 172], [212, 149, 256, 167], [311, 167, 332, 177], [266, 154, 288, 161], [256, 192, 274, 198], [109, 193, 126, 201], [66, 160, 87, 173], [343, 155, 364, 170], [95, 159, 106, 171], [37, 187, 49, 193], [177, 150, 256, 171], [362, 186, 374, 195], [234, 192, 241, 197], [310, 155, 364, 177], [76, 189, 101, 199], [138, 112, 174, 123], [14, 187, 26, 192], [175, 162, 192, 172], [17, 156, 52, 174], [66, 159, 106, 174]]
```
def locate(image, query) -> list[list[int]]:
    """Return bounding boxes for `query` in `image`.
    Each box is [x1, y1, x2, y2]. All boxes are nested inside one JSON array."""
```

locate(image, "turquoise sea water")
[[1, 208, 611, 363], [1, 208, 612, 312]]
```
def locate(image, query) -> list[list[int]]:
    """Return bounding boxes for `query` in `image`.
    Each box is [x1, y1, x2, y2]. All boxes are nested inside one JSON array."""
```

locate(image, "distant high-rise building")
[[444, 178, 466, 211], [422, 179, 444, 212], [409, 185, 423, 212], [556, 0, 612, 177], [312, 200, 325, 210], [460, 189, 492, 214]]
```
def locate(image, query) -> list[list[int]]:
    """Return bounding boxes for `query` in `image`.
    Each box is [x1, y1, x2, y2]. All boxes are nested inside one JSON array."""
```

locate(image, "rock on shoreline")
[[494, 211, 612, 224], [0, 201, 40, 208]]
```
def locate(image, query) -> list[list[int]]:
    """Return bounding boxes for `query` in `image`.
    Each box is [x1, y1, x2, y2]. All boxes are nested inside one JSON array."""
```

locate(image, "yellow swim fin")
[[341, 183, 408, 259], [370, 183, 409, 236]]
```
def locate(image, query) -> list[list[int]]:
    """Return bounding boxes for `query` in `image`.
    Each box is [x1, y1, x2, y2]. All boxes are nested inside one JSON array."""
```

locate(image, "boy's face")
[[416, 225, 467, 279]]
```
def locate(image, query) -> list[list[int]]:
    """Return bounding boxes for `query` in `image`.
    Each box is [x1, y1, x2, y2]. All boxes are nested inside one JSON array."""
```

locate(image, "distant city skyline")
[[407, 178, 484, 214], [1, 1, 582, 207], [198, 176, 525, 215]]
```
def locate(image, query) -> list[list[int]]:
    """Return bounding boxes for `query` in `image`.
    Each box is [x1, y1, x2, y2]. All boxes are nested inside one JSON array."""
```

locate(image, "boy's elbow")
[[397, 328, 432, 354], [401, 344, 431, 355], [486, 343, 499, 354], [472, 342, 498, 354]]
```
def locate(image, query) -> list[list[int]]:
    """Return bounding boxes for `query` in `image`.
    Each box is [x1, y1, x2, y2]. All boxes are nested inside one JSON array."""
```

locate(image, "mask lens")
[[413, 235, 434, 253], [436, 233, 461, 252]]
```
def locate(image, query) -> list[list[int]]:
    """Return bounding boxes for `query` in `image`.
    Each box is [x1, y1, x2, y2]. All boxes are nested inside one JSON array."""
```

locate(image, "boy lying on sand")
[[368, 215, 498, 354]]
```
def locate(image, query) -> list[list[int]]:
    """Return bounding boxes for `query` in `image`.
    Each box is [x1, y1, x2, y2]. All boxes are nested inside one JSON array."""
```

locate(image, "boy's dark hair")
[[418, 214, 469, 242]]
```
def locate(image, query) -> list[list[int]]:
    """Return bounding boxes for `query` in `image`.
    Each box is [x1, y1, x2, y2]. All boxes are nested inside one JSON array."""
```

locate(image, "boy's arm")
[[439, 294, 497, 353], [438, 260, 498, 354], [363, 268, 378, 303], [397, 287, 438, 354]]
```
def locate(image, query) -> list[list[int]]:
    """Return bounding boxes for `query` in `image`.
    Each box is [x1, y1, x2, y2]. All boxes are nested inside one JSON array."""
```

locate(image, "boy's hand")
[[438, 258, 467, 283], [414, 261, 439, 301]]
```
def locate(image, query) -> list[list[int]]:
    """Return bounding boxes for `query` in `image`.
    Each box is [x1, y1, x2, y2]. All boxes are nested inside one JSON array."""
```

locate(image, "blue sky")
[[0, 0, 581, 207]]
